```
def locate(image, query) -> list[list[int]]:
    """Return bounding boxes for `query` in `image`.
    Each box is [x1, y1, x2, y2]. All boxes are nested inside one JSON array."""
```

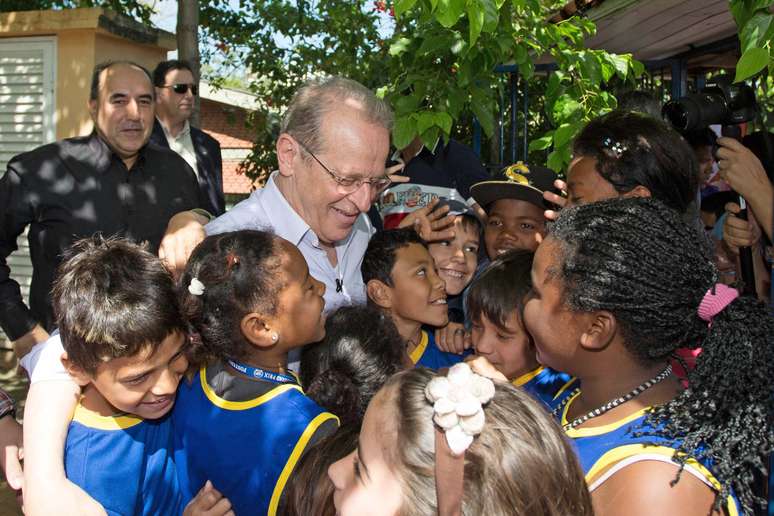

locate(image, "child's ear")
[[579, 311, 617, 352], [622, 185, 652, 200], [60, 352, 93, 387], [241, 312, 280, 348], [366, 279, 392, 309]]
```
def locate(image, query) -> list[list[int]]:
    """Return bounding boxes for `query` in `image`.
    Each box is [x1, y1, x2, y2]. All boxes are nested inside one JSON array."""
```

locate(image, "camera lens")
[[662, 93, 727, 131]]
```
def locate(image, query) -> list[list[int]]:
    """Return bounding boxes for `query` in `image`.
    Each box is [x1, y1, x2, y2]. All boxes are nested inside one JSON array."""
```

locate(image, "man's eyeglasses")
[[162, 83, 198, 95], [296, 140, 392, 194]]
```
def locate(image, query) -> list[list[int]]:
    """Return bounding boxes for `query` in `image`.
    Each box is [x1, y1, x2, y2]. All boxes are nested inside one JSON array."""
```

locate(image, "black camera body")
[[662, 76, 757, 132]]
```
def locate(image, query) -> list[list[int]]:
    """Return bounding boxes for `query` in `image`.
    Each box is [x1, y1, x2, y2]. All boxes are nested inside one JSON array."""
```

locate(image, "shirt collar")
[[90, 131, 148, 173], [261, 172, 313, 247], [159, 118, 191, 140]]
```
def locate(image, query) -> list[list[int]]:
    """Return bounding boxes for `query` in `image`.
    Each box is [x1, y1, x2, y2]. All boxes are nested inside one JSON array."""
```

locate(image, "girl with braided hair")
[[524, 197, 774, 515]]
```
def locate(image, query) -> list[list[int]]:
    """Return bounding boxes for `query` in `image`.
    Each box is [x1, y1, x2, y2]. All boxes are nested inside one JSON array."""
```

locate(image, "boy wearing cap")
[[470, 162, 559, 260]]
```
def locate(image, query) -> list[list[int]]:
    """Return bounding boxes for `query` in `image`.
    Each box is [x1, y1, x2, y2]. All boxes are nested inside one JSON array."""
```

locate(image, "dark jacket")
[[0, 133, 205, 340], [150, 118, 225, 216]]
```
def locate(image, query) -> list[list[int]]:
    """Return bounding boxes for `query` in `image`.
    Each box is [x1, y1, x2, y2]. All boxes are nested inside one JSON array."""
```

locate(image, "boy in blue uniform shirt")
[[363, 229, 468, 369], [53, 236, 229, 515]]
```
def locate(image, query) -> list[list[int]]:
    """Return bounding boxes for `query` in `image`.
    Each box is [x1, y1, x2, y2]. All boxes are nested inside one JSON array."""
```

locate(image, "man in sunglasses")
[[151, 60, 225, 216]]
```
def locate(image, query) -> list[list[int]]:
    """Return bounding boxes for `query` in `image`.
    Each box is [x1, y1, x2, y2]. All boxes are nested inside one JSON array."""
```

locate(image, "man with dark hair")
[[150, 59, 224, 216], [0, 60, 204, 356]]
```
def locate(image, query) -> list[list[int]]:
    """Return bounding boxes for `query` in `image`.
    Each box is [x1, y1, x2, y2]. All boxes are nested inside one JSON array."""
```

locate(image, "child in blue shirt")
[[53, 236, 229, 516], [174, 230, 339, 516], [466, 250, 572, 409], [362, 228, 466, 369]]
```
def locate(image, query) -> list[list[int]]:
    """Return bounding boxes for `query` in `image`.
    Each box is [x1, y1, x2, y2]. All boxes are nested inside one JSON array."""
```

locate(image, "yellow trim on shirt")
[[512, 366, 544, 387], [268, 412, 340, 515], [587, 444, 738, 516], [72, 404, 144, 431], [561, 391, 652, 438], [408, 330, 429, 365], [552, 377, 578, 400], [199, 367, 303, 410]]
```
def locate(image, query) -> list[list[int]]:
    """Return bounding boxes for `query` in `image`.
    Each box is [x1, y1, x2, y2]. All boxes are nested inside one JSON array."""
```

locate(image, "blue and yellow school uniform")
[[410, 329, 471, 369], [64, 405, 183, 515], [511, 366, 572, 409], [173, 362, 339, 516], [558, 391, 741, 515]]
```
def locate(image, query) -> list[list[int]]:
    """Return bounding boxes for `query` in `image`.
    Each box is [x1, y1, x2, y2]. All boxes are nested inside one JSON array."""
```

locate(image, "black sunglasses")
[[163, 83, 198, 95]]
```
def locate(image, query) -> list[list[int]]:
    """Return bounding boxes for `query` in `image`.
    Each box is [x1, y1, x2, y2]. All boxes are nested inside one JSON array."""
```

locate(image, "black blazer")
[[150, 118, 226, 216]]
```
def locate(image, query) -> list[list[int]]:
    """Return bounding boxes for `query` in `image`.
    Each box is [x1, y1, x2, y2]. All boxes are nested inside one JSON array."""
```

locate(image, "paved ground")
[[0, 350, 29, 516]]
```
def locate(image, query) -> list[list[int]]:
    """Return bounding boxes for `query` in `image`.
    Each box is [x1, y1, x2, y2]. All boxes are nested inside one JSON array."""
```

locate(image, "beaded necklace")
[[553, 363, 672, 431]]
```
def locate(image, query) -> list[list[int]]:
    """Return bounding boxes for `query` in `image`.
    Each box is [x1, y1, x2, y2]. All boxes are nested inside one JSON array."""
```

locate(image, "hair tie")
[[188, 277, 205, 296], [602, 136, 627, 158], [226, 252, 240, 271], [697, 283, 738, 325], [425, 362, 495, 515]]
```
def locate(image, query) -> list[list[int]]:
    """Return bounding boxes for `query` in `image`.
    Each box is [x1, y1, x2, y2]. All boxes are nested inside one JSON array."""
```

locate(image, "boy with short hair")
[[52, 236, 225, 515], [362, 228, 467, 369], [470, 162, 559, 260]]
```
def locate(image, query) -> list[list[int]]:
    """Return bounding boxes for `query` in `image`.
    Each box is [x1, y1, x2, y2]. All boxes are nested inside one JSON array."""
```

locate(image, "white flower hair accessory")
[[188, 277, 205, 296], [425, 362, 496, 456]]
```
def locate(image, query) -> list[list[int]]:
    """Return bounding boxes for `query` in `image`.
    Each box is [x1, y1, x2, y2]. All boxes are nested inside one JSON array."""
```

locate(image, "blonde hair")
[[379, 368, 593, 516]]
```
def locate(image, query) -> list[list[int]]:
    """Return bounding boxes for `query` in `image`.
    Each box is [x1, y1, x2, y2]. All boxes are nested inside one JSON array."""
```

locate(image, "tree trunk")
[[177, 0, 201, 127]]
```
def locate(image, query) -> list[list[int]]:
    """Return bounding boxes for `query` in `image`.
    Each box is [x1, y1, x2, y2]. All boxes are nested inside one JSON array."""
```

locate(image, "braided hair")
[[549, 197, 774, 512]]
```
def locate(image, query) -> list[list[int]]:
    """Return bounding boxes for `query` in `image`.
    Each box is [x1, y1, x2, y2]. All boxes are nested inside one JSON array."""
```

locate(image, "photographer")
[[716, 136, 773, 302]]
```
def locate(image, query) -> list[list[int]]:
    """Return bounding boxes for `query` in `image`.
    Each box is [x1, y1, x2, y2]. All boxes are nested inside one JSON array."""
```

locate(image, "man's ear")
[[622, 185, 652, 200], [240, 312, 279, 349], [88, 99, 98, 123], [366, 279, 392, 309], [60, 352, 93, 387], [276, 133, 299, 178], [579, 311, 617, 352]]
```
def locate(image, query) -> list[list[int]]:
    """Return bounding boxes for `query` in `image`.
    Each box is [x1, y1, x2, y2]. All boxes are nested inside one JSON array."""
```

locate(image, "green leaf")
[[630, 58, 645, 78], [546, 149, 565, 172], [730, 0, 773, 29], [528, 133, 553, 151], [467, 0, 485, 46], [418, 34, 452, 55], [435, 0, 466, 27], [735, 46, 770, 82], [395, 0, 418, 17], [481, 0, 500, 33], [552, 95, 581, 122], [513, 44, 528, 65], [393, 116, 417, 150], [416, 111, 437, 135], [553, 122, 580, 147], [470, 92, 495, 137], [740, 12, 773, 52], [420, 126, 441, 149], [609, 54, 629, 79], [435, 111, 454, 134], [600, 60, 615, 82], [389, 37, 412, 57]]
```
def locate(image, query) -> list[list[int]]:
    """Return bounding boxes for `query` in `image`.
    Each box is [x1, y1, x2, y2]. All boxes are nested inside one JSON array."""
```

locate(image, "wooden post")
[[177, 0, 201, 127]]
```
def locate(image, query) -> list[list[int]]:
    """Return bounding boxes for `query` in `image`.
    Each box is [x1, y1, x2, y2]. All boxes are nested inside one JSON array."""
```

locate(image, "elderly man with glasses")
[[162, 76, 404, 311], [151, 60, 225, 216]]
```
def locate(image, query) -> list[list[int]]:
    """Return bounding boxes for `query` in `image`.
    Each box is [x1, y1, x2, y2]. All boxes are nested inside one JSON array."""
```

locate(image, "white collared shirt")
[[161, 119, 198, 177], [205, 171, 373, 312]]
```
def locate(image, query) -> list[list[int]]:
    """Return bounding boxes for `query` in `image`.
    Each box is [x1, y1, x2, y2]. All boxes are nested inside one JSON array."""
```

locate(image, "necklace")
[[553, 363, 673, 431]]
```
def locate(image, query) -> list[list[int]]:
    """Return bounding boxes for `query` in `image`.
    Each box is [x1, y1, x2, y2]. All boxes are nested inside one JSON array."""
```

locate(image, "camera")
[[662, 75, 757, 132]]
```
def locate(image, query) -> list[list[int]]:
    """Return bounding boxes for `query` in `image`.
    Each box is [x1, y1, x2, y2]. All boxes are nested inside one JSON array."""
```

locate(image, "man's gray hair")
[[281, 76, 393, 154]]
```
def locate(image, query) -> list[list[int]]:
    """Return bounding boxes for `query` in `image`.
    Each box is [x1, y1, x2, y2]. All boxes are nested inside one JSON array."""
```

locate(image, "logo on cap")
[[503, 161, 531, 186]]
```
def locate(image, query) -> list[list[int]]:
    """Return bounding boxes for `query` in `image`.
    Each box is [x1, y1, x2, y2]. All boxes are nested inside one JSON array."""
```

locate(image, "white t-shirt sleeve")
[[20, 331, 72, 383]]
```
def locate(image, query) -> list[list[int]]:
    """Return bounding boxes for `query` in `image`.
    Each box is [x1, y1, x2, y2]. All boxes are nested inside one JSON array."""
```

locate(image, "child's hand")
[[398, 198, 455, 242], [543, 179, 567, 221], [722, 202, 761, 254], [0, 414, 23, 508], [465, 356, 508, 383], [435, 323, 470, 355], [183, 481, 234, 516]]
